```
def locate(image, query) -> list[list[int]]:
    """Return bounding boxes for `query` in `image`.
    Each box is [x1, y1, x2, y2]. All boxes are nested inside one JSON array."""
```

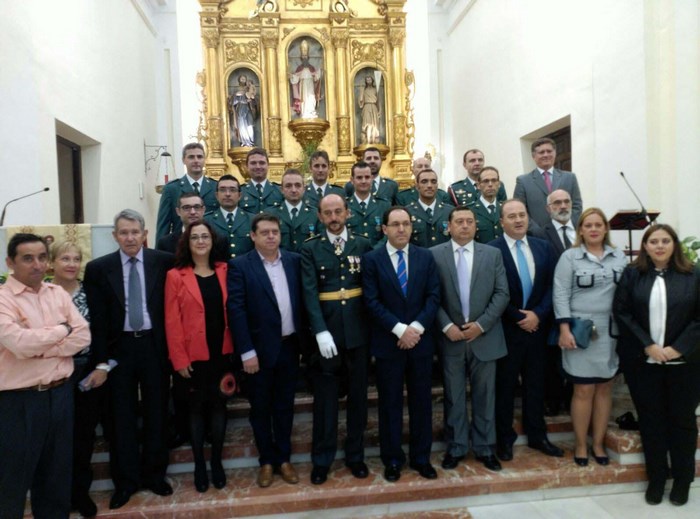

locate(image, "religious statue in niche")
[[227, 70, 261, 148], [288, 37, 325, 120], [355, 68, 386, 145]]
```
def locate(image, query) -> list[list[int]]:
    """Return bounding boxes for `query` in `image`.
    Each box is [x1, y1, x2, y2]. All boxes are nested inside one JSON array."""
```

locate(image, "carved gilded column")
[[388, 25, 406, 155], [332, 25, 351, 155], [202, 27, 224, 157], [261, 26, 282, 156]]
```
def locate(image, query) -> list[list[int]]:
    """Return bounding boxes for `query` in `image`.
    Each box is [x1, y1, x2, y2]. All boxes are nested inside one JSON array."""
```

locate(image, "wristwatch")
[[60, 321, 73, 336]]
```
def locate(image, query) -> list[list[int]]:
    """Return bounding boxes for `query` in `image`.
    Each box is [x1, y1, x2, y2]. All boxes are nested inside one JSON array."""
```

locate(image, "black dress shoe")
[[148, 479, 174, 496], [109, 489, 134, 510], [669, 480, 690, 506], [441, 453, 465, 469], [645, 480, 665, 505], [384, 464, 401, 482], [211, 461, 226, 489], [496, 443, 513, 461], [528, 439, 564, 457], [409, 462, 438, 479], [475, 454, 502, 472], [310, 465, 329, 485], [167, 432, 189, 449], [74, 494, 98, 517], [345, 461, 369, 479], [194, 464, 209, 493]]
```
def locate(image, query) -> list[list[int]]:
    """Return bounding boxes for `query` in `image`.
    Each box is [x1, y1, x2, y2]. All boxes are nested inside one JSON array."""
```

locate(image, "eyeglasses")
[[218, 187, 239, 193], [180, 204, 204, 212], [190, 234, 212, 242]]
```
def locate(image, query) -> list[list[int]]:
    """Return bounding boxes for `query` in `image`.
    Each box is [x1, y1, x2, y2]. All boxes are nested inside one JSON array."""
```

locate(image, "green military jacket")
[[239, 180, 284, 214], [405, 200, 452, 248], [346, 195, 391, 246], [205, 208, 253, 259]]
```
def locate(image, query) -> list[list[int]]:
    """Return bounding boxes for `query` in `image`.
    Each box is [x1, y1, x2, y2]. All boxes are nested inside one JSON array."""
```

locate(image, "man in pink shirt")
[[0, 233, 90, 518]]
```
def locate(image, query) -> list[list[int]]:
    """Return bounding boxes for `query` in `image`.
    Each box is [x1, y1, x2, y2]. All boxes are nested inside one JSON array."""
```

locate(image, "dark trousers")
[[109, 333, 169, 491], [247, 335, 299, 466], [496, 326, 547, 446], [544, 346, 571, 411], [70, 359, 106, 503], [0, 382, 73, 519], [311, 344, 369, 467], [375, 353, 433, 466], [624, 360, 700, 485]]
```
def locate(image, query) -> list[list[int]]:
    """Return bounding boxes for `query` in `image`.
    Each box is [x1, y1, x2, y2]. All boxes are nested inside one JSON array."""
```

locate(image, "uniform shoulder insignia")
[[271, 181, 281, 187], [398, 187, 413, 193], [305, 234, 322, 242]]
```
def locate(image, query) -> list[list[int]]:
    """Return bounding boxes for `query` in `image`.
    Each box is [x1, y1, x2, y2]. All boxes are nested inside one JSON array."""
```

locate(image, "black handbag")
[[548, 318, 595, 349]]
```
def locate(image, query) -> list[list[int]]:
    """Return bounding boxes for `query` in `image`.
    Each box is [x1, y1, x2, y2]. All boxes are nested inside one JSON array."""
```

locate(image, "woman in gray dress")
[[553, 208, 627, 466]]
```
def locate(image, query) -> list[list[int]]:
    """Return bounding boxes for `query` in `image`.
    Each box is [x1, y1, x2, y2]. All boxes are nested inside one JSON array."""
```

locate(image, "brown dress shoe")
[[278, 462, 299, 484], [257, 464, 274, 488]]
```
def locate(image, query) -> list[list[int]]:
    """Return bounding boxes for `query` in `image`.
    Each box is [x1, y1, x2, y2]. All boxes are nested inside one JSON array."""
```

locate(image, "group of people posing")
[[1, 138, 699, 519]]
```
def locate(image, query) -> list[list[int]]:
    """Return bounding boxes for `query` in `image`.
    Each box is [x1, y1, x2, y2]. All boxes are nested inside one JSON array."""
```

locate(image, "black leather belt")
[[7, 377, 69, 392]]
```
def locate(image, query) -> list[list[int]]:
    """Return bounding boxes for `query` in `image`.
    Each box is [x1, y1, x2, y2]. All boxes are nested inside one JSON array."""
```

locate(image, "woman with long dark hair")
[[613, 224, 700, 506], [165, 220, 233, 492]]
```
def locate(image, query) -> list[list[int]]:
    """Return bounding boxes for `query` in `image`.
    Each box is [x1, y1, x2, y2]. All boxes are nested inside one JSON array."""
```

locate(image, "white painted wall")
[[0, 0, 182, 235], [437, 0, 699, 237]]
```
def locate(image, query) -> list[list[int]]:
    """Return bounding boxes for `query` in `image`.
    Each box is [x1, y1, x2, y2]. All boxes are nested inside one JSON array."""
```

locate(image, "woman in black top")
[[613, 224, 700, 506]]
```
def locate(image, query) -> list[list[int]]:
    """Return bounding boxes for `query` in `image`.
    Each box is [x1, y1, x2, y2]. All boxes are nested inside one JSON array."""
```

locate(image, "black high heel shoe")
[[591, 447, 609, 466], [574, 455, 589, 466], [194, 463, 209, 493]]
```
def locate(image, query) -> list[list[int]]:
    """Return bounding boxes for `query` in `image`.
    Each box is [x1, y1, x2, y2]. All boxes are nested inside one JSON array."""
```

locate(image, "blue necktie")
[[456, 247, 471, 321], [516, 240, 533, 306], [396, 249, 407, 296]]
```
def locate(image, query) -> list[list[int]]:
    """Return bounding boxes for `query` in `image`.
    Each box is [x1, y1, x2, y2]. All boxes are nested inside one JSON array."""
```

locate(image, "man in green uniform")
[[397, 156, 453, 206], [271, 169, 320, 253], [448, 149, 507, 206], [468, 167, 504, 243], [405, 169, 452, 248], [239, 148, 284, 214], [303, 150, 345, 208], [301, 193, 372, 485], [346, 161, 390, 246], [205, 174, 253, 259]]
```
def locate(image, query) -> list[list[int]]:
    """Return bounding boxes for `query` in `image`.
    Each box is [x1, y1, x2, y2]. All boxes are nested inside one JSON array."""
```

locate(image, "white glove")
[[316, 331, 338, 359]]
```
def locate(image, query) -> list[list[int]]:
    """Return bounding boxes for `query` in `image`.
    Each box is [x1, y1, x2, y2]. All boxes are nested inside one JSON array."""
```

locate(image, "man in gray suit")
[[513, 137, 582, 233], [431, 206, 510, 472]]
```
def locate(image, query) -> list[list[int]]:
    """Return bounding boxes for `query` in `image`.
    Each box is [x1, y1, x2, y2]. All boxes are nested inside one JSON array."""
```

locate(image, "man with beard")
[[301, 193, 372, 485]]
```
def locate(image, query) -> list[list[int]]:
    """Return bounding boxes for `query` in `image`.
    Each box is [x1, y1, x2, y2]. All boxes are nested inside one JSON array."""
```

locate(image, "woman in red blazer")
[[165, 220, 233, 493]]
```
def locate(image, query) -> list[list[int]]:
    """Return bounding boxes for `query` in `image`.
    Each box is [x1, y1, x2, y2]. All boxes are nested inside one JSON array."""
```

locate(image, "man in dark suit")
[[272, 169, 320, 253], [362, 207, 441, 482], [488, 199, 564, 461], [396, 155, 453, 206], [405, 169, 452, 248], [227, 213, 304, 489], [469, 167, 504, 244], [345, 147, 399, 204], [533, 188, 576, 416], [156, 192, 205, 253], [302, 150, 345, 208], [301, 194, 372, 484], [84, 209, 175, 509], [449, 149, 507, 206], [431, 206, 509, 472], [346, 161, 391, 246], [513, 137, 583, 233], [205, 174, 253, 259], [155, 142, 218, 242], [239, 148, 284, 214]]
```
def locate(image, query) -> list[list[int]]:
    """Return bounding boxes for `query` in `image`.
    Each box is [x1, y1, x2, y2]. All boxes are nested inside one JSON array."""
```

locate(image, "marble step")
[[55, 441, 700, 519]]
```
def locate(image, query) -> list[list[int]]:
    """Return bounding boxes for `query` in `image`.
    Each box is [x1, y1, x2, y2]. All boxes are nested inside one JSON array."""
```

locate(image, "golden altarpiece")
[[196, 0, 415, 187]]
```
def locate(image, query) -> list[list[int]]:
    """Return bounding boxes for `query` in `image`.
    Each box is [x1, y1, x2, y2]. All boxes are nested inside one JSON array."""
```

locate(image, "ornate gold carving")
[[282, 27, 296, 40], [220, 23, 259, 32], [208, 116, 224, 155], [261, 29, 278, 49], [351, 23, 385, 31], [291, 0, 314, 7], [392, 114, 406, 154], [315, 27, 330, 43], [351, 40, 384, 67], [268, 117, 282, 155], [331, 0, 357, 16], [370, 0, 387, 16], [388, 28, 405, 48], [404, 70, 415, 158], [336, 116, 351, 154], [331, 29, 349, 49], [251, 0, 279, 17], [224, 40, 260, 65], [205, 166, 226, 180], [202, 28, 220, 49], [288, 119, 330, 150], [194, 70, 208, 146]]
